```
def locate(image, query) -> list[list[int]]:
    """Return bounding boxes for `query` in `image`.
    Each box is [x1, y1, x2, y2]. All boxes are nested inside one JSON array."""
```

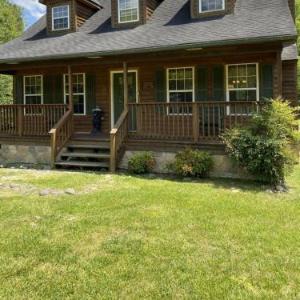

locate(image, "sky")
[[9, 0, 46, 28]]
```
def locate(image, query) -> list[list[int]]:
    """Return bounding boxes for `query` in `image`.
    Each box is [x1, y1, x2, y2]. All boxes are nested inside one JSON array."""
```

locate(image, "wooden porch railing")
[[49, 110, 74, 168], [110, 109, 129, 172], [0, 104, 67, 136], [128, 101, 262, 142]]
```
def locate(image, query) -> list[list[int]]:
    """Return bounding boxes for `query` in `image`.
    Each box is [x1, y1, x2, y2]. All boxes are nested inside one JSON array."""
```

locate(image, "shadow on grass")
[[116, 171, 267, 193]]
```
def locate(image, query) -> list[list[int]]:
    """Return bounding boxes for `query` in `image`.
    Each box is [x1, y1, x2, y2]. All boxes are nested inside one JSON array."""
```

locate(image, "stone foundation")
[[0, 144, 51, 166], [119, 150, 251, 179]]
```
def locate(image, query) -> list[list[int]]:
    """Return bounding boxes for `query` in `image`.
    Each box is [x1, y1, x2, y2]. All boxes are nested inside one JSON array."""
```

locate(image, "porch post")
[[67, 65, 73, 112], [123, 62, 128, 111], [275, 50, 283, 98]]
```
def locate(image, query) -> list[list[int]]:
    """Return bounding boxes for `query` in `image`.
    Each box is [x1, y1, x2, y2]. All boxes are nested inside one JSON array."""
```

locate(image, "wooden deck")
[[0, 101, 262, 171]]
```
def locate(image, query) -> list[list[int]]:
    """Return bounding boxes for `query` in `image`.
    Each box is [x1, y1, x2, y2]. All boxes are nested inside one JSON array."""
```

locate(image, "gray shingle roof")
[[0, 0, 297, 63]]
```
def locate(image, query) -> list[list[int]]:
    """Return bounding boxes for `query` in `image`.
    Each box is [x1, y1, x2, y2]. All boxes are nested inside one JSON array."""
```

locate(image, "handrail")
[[127, 101, 263, 142], [128, 101, 261, 105], [110, 109, 129, 172], [0, 104, 67, 137], [49, 110, 73, 168]]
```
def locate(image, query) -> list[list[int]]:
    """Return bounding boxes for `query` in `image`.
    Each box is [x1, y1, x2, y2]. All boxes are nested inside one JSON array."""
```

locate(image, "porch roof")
[[0, 0, 297, 63]]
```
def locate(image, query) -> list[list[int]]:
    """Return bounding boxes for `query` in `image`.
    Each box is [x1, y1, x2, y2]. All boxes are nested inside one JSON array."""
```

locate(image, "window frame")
[[166, 67, 195, 115], [225, 63, 260, 115], [52, 5, 70, 31], [23, 75, 44, 105], [63, 73, 86, 116], [118, 0, 140, 24], [199, 0, 225, 13]]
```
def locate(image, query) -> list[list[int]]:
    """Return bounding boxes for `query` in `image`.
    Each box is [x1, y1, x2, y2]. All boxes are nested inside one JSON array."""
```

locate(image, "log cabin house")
[[0, 0, 297, 173]]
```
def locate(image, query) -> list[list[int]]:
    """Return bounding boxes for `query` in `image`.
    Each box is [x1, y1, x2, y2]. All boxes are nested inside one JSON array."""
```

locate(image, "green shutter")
[[43, 75, 64, 104], [15, 75, 23, 104], [86, 73, 97, 115], [195, 66, 208, 101], [260, 64, 273, 100], [155, 69, 166, 102], [212, 65, 225, 101], [43, 75, 53, 104], [54, 75, 64, 104]]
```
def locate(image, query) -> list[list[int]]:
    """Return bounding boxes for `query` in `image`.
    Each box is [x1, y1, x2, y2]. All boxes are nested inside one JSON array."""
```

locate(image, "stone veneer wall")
[[0, 144, 51, 166], [119, 150, 251, 179]]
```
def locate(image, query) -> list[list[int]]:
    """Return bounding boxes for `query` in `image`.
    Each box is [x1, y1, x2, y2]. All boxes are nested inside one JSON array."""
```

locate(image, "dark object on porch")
[[92, 107, 104, 134]]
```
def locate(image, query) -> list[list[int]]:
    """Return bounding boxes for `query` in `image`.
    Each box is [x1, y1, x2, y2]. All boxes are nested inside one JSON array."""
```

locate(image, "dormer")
[[111, 0, 161, 29], [39, 0, 101, 35], [191, 0, 236, 19]]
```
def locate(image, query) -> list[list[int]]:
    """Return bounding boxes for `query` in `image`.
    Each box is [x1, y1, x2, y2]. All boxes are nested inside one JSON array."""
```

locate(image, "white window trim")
[[110, 69, 139, 129], [23, 75, 44, 105], [118, 0, 140, 24], [166, 67, 195, 115], [52, 5, 70, 31], [63, 73, 86, 116], [225, 63, 259, 115], [199, 0, 225, 13]]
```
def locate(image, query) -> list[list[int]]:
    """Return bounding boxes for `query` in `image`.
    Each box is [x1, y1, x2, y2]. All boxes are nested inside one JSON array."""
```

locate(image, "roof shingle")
[[0, 0, 296, 63]]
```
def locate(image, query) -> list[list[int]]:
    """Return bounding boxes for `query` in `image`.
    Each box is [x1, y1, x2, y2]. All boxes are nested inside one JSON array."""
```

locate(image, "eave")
[[0, 33, 297, 65]]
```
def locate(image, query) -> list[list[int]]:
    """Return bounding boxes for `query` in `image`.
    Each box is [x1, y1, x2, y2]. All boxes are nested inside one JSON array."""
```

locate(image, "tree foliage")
[[0, 0, 23, 104]]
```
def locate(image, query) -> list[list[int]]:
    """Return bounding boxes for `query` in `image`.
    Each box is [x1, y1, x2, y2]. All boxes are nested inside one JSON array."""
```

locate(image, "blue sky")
[[9, 0, 45, 28]]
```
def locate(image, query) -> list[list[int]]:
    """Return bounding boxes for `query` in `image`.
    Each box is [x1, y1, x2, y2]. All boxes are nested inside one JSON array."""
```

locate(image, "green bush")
[[168, 149, 214, 178], [222, 99, 299, 186], [128, 152, 156, 174]]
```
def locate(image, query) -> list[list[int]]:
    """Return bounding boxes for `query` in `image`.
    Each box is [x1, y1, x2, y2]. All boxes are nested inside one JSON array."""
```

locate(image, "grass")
[[0, 167, 300, 299]]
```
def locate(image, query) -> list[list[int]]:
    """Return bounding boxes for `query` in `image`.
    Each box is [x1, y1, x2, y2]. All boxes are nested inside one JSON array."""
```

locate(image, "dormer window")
[[200, 0, 225, 13], [118, 0, 139, 23], [52, 5, 70, 31]]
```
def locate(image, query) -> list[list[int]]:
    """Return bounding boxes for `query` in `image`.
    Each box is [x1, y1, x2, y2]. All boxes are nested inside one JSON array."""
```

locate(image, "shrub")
[[168, 149, 214, 178], [128, 152, 156, 174], [222, 99, 299, 187]]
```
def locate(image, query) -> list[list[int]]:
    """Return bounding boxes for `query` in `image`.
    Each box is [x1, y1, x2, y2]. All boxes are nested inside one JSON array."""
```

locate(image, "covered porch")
[[0, 43, 286, 171]]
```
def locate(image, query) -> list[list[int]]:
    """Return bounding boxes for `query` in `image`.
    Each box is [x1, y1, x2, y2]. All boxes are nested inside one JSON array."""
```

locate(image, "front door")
[[111, 71, 138, 128]]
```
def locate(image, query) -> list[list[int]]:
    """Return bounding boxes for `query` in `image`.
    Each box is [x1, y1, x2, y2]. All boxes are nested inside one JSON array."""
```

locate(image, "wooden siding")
[[9, 43, 295, 134], [190, 0, 236, 19], [282, 60, 297, 103], [75, 0, 98, 28], [146, 0, 160, 20]]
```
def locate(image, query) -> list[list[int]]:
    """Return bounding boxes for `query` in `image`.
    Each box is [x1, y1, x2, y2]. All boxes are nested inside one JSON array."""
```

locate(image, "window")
[[118, 0, 139, 23], [52, 5, 70, 31], [24, 75, 43, 105], [167, 67, 194, 114], [200, 0, 225, 12], [64, 73, 86, 115], [226, 63, 259, 114]]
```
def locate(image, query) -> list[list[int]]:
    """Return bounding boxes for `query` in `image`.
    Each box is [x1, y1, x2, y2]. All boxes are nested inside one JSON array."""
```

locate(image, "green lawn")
[[0, 167, 300, 299]]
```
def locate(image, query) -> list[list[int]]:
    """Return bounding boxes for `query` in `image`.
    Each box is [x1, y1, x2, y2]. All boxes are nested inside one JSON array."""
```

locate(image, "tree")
[[0, 0, 23, 104]]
